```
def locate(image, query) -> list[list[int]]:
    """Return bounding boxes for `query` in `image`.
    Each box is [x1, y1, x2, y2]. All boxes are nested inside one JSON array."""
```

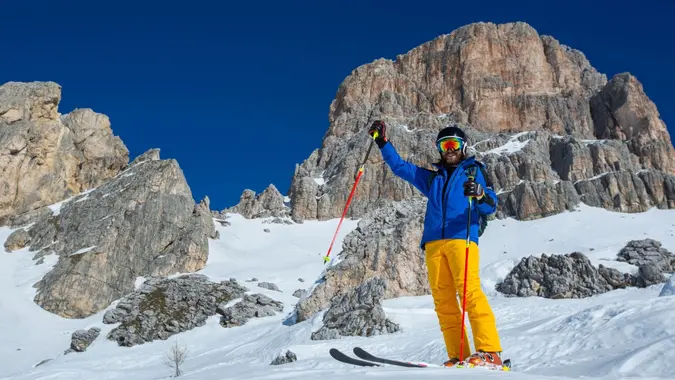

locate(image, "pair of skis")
[[329, 347, 511, 371]]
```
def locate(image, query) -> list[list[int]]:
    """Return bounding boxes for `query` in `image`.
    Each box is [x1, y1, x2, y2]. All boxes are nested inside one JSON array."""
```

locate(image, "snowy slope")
[[1, 204, 675, 380]]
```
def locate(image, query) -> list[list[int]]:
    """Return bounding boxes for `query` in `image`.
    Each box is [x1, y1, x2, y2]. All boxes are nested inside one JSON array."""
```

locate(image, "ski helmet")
[[436, 125, 466, 141]]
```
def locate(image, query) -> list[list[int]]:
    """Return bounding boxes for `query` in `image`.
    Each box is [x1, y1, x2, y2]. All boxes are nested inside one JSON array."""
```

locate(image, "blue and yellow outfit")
[[377, 137, 502, 361]]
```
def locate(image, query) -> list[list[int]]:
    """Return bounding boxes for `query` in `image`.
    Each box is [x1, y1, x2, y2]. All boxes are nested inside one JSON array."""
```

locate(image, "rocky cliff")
[[1, 82, 216, 319], [8, 150, 216, 318], [290, 21, 675, 323], [0, 82, 129, 223], [286, 22, 674, 222]]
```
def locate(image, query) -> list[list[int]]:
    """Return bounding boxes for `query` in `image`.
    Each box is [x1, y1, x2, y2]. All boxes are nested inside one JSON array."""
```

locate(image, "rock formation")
[[270, 351, 297, 365], [15, 149, 217, 319], [217, 293, 284, 328], [65, 327, 101, 354], [286, 22, 674, 222], [616, 238, 675, 273], [286, 21, 674, 322], [495, 239, 674, 298], [4, 228, 30, 252], [221, 184, 291, 219], [104, 275, 247, 347], [295, 198, 428, 323], [0, 82, 128, 223], [310, 277, 400, 340], [495, 252, 630, 298]]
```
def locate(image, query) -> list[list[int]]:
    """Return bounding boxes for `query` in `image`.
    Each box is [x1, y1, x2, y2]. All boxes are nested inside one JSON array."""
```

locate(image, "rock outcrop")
[[0, 82, 128, 223], [294, 198, 428, 323], [282, 22, 674, 322], [495, 252, 631, 298], [310, 277, 400, 340], [270, 351, 297, 365], [286, 22, 674, 222], [4, 228, 30, 252], [20, 150, 217, 319], [616, 238, 675, 273], [217, 294, 284, 328], [495, 240, 675, 298], [222, 184, 291, 219], [65, 327, 101, 354], [104, 275, 247, 347]]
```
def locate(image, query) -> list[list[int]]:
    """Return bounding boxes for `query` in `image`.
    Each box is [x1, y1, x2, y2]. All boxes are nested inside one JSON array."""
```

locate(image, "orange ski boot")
[[466, 351, 503, 368]]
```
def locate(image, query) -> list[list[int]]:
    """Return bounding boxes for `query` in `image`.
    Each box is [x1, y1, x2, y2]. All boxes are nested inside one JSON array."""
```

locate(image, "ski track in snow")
[[1, 204, 675, 379]]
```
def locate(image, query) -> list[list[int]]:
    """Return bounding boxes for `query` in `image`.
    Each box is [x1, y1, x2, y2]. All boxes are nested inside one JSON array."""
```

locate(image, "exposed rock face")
[[310, 277, 400, 340], [590, 73, 675, 173], [4, 228, 30, 252], [294, 198, 428, 323], [25, 152, 216, 318], [222, 184, 291, 219], [65, 327, 100, 354], [217, 294, 284, 328], [271, 351, 297, 365], [496, 240, 674, 298], [128, 148, 160, 167], [104, 275, 247, 347], [495, 252, 630, 298], [616, 239, 675, 273], [258, 282, 281, 292], [287, 22, 674, 223], [0, 82, 128, 223]]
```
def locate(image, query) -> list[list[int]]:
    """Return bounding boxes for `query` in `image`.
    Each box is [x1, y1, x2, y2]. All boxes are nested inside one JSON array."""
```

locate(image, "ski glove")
[[463, 180, 485, 201], [368, 120, 388, 148]]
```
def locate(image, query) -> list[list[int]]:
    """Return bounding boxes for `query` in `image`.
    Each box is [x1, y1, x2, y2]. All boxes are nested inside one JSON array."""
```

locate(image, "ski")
[[329, 348, 380, 367], [330, 347, 512, 372], [352, 347, 434, 368], [352, 346, 512, 371]]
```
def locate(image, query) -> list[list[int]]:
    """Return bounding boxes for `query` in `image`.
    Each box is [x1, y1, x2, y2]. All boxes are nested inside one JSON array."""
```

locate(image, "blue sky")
[[1, 0, 673, 210]]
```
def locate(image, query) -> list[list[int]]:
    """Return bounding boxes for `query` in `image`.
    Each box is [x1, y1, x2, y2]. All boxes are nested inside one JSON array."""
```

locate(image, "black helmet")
[[436, 125, 466, 142]]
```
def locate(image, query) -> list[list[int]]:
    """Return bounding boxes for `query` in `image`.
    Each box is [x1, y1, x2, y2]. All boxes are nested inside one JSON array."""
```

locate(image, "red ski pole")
[[459, 170, 477, 362], [323, 136, 376, 264]]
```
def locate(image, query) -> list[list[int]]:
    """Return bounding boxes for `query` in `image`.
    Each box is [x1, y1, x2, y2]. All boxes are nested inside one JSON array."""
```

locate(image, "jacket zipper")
[[441, 163, 466, 240], [441, 173, 450, 239]]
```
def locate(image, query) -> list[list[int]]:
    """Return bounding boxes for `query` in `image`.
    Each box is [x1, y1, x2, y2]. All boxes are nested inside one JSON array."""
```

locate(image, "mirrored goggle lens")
[[437, 137, 464, 152]]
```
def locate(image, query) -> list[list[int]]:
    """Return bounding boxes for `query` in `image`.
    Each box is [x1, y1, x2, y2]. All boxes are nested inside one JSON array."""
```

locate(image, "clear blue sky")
[[1, 0, 673, 210]]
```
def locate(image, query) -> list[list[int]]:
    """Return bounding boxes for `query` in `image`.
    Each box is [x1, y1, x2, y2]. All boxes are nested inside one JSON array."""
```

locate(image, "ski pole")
[[322, 135, 376, 264], [459, 169, 476, 362]]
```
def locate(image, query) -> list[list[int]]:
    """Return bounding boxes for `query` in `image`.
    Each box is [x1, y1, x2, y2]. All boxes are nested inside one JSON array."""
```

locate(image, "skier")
[[367, 120, 503, 368]]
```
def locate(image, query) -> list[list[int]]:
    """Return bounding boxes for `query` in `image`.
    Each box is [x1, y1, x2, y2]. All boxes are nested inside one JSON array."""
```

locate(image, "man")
[[367, 120, 503, 368]]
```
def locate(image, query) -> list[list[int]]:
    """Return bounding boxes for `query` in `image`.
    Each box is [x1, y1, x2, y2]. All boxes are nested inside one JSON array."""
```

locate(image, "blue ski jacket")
[[380, 141, 498, 249]]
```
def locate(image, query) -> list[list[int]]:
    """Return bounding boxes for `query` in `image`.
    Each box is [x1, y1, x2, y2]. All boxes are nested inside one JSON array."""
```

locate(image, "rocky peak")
[[287, 21, 674, 222], [222, 184, 290, 219], [590, 73, 675, 173], [0, 81, 129, 223], [0, 81, 61, 123]]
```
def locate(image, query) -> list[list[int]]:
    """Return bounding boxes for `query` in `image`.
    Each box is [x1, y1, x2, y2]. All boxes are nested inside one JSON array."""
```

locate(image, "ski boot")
[[466, 351, 508, 370]]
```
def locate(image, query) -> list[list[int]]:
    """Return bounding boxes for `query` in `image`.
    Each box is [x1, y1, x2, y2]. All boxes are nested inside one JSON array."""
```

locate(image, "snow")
[[68, 246, 97, 256], [2, 203, 675, 380], [483, 132, 531, 155], [574, 171, 612, 184], [313, 171, 326, 186]]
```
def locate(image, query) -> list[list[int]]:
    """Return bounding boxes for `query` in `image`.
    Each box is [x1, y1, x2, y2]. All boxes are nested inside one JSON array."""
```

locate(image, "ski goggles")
[[436, 136, 465, 153]]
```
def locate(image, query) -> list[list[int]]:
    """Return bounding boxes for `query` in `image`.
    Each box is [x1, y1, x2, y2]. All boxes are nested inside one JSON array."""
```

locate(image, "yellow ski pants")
[[424, 239, 501, 360]]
